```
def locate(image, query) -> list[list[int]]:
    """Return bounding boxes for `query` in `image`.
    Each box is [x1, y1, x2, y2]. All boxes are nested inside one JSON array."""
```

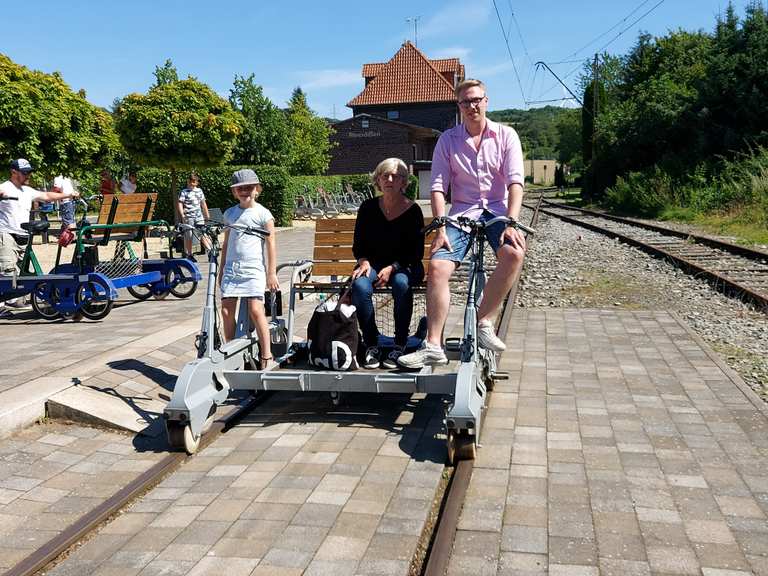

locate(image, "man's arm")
[[505, 183, 524, 220], [35, 189, 78, 203]]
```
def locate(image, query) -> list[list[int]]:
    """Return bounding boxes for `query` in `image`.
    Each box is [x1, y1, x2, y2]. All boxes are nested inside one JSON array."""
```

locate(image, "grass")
[[659, 204, 768, 245], [560, 271, 652, 309]]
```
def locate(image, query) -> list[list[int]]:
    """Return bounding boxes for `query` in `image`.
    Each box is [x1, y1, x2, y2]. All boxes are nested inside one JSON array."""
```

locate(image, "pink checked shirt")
[[430, 119, 525, 218]]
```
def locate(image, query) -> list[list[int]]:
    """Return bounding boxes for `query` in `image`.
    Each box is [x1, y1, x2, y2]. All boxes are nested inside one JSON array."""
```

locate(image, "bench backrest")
[[312, 217, 431, 277], [93, 193, 157, 242]]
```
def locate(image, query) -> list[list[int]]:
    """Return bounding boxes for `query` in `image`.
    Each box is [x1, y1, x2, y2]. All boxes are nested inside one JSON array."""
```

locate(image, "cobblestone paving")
[[0, 422, 164, 571], [42, 392, 446, 576], [449, 309, 768, 576]]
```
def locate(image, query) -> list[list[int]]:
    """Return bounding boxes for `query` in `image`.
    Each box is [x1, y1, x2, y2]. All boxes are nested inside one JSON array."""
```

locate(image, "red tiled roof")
[[362, 57, 463, 79], [348, 42, 460, 107]]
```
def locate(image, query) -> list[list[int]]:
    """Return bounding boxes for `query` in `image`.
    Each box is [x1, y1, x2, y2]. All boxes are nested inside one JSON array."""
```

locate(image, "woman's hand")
[[430, 228, 452, 255], [351, 258, 371, 280], [267, 273, 280, 292], [375, 265, 393, 288]]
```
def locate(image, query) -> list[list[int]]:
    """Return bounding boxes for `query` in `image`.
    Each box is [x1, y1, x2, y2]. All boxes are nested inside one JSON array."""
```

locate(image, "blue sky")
[[2, 0, 754, 119]]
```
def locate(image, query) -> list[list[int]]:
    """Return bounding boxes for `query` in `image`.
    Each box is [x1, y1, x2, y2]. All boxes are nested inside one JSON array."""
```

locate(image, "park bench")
[[293, 217, 432, 337], [86, 193, 158, 245]]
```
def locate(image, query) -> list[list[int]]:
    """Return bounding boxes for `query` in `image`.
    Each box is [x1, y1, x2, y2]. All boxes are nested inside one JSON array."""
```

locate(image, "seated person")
[[119, 172, 137, 194], [350, 158, 425, 369]]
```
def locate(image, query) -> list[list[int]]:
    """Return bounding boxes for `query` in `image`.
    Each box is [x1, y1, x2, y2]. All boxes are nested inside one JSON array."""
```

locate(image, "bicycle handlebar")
[[176, 220, 270, 238], [421, 215, 535, 236]]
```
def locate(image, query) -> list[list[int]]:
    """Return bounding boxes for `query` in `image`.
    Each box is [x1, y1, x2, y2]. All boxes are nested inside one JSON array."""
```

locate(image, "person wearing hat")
[[218, 169, 280, 368], [0, 159, 79, 317]]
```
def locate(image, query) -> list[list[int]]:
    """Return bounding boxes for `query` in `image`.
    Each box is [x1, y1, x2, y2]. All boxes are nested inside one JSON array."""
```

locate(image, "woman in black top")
[[351, 158, 425, 369]]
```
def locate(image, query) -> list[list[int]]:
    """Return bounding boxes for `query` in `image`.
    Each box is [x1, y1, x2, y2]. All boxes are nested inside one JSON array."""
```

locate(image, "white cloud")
[[296, 68, 361, 90], [431, 46, 471, 61], [420, 3, 491, 39]]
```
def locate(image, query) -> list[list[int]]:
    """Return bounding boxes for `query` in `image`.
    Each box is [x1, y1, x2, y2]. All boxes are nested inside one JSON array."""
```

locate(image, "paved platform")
[[450, 309, 768, 576]]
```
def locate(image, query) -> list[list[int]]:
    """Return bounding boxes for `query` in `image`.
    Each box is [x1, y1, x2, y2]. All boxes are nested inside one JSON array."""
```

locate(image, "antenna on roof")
[[406, 16, 420, 47]]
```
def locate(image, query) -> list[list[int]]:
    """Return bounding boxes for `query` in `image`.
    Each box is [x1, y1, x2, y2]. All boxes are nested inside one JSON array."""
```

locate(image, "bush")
[[138, 164, 292, 227]]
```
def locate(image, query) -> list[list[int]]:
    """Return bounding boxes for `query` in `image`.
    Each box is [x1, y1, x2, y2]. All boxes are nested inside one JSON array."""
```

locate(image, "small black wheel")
[[77, 281, 114, 320], [127, 284, 153, 300], [169, 266, 198, 299], [153, 290, 171, 300], [30, 282, 61, 320]]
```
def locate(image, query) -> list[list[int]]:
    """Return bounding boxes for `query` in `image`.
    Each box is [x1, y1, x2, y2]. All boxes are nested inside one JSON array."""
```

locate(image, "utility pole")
[[406, 16, 420, 47], [591, 53, 599, 201]]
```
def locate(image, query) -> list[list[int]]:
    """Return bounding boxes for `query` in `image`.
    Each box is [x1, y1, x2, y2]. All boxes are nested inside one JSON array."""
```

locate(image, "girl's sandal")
[[258, 356, 274, 371]]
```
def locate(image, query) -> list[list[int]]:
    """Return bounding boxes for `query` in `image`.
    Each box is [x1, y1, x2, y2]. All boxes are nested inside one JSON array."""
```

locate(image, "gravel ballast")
[[516, 209, 768, 398]]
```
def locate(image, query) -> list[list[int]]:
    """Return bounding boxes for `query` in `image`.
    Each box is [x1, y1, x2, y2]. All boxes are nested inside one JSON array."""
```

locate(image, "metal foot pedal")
[[445, 337, 461, 361]]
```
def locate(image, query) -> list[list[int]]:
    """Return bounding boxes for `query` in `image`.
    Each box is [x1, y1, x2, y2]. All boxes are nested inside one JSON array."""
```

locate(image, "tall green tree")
[[285, 87, 334, 175], [114, 73, 242, 196], [555, 109, 582, 168], [229, 74, 289, 166], [153, 59, 180, 87], [0, 54, 118, 179]]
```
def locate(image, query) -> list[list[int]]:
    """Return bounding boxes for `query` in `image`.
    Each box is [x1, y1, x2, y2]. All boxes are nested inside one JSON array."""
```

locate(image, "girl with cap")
[[218, 169, 280, 368]]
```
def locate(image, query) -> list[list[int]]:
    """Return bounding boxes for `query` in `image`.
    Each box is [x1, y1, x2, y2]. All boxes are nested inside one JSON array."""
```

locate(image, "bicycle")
[[421, 214, 535, 461]]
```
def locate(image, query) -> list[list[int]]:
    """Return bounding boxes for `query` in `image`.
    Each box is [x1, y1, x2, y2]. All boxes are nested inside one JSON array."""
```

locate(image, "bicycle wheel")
[[77, 280, 114, 320], [169, 265, 198, 299], [127, 284, 153, 300], [30, 282, 61, 320]]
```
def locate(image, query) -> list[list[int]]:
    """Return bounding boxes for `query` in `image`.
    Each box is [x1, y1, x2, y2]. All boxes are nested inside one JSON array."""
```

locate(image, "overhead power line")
[[491, 0, 528, 106], [597, 0, 667, 53], [565, 0, 655, 59]]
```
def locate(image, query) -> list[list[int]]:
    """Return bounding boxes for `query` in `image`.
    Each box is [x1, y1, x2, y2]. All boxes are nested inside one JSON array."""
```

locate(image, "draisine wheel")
[[446, 430, 477, 466], [127, 284, 153, 300], [167, 422, 201, 455], [76, 280, 114, 320], [30, 282, 61, 320], [169, 266, 198, 299]]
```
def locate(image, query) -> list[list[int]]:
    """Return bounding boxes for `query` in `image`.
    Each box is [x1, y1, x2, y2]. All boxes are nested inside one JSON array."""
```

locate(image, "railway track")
[[528, 199, 768, 311], [6, 202, 542, 576]]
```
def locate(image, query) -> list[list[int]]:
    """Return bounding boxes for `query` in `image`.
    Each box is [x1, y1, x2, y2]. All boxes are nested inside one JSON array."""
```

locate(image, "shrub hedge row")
[[137, 167, 419, 226]]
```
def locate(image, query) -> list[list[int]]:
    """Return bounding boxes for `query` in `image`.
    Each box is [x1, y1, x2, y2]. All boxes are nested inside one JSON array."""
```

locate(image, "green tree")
[[0, 54, 118, 179], [555, 108, 582, 167], [229, 74, 289, 166], [285, 87, 334, 175], [153, 59, 180, 87], [114, 75, 242, 195]]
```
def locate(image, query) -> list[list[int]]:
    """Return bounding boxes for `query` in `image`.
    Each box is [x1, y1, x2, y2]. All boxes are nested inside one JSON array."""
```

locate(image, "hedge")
[[288, 173, 418, 201], [137, 167, 419, 226], [137, 165, 292, 226]]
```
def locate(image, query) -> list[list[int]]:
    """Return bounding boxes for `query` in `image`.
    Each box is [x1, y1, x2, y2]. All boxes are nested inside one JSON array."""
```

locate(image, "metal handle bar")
[[422, 215, 535, 236], [177, 220, 270, 238]]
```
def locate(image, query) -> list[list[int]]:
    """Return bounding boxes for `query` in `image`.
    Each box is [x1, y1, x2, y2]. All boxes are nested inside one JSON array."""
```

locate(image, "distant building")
[[328, 41, 465, 180], [526, 159, 559, 186]]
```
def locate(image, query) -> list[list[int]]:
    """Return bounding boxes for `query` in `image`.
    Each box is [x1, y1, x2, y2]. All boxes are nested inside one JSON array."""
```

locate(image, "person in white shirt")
[[52, 175, 77, 231], [119, 173, 137, 194], [0, 159, 78, 317]]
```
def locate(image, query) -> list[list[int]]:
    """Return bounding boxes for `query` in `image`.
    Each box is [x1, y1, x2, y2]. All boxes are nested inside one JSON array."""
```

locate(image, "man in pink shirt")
[[399, 79, 526, 369]]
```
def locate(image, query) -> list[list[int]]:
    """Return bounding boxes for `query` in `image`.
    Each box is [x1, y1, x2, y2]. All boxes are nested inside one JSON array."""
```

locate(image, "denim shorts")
[[59, 201, 76, 227], [431, 211, 509, 264]]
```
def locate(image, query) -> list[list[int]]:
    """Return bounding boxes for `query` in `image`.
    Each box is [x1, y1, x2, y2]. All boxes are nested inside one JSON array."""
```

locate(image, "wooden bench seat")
[[293, 217, 431, 338], [85, 193, 158, 245], [300, 217, 431, 281]]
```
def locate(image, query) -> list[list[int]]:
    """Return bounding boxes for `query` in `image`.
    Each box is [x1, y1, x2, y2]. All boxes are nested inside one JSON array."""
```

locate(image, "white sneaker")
[[363, 346, 380, 369], [477, 320, 506, 352], [382, 346, 404, 369], [397, 341, 448, 369]]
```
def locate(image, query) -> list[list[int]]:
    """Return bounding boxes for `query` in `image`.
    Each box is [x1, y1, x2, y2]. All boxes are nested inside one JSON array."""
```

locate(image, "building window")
[[387, 110, 400, 120], [361, 119, 369, 128]]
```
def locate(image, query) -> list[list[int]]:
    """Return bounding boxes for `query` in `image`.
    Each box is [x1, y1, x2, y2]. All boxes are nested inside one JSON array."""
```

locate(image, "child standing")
[[177, 174, 211, 260], [218, 169, 279, 368]]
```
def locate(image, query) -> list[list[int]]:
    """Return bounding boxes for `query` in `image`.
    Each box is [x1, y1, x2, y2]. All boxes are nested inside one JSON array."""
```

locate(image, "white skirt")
[[220, 273, 265, 298]]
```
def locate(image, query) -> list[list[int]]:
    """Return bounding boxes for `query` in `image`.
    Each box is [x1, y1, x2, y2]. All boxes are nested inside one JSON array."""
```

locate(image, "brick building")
[[328, 42, 465, 176]]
